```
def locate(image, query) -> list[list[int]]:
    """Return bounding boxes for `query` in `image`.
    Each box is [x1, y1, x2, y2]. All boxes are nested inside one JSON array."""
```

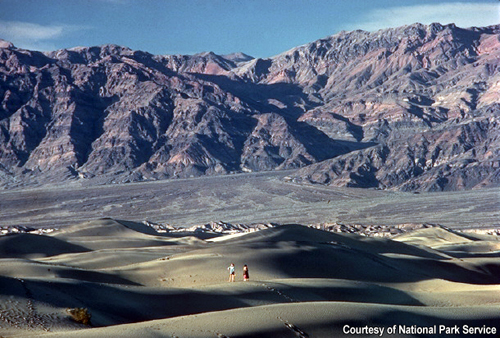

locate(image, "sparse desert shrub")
[[66, 307, 91, 325]]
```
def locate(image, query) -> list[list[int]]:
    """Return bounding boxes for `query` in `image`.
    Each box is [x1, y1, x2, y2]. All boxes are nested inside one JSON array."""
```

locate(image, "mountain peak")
[[222, 52, 254, 63], [0, 39, 15, 49]]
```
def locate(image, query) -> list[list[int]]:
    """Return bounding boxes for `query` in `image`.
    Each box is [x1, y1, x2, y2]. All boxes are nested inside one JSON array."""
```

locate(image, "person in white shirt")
[[228, 263, 235, 282]]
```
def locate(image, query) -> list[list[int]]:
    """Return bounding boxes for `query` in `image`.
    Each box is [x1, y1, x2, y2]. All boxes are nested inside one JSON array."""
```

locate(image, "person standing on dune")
[[228, 263, 235, 282], [243, 264, 249, 281]]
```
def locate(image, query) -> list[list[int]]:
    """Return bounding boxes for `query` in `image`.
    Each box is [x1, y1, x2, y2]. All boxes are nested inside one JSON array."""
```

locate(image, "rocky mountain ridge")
[[0, 23, 499, 191]]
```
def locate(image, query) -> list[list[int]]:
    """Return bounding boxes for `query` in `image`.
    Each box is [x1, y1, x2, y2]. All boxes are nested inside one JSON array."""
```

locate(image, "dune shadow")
[[54, 269, 142, 286], [0, 276, 251, 326], [437, 251, 500, 259], [0, 233, 90, 259], [232, 242, 500, 285], [256, 281, 425, 306], [228, 224, 446, 259], [281, 245, 500, 284]]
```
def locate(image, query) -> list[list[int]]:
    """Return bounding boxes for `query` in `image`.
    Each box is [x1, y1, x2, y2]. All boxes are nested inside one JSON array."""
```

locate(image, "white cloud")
[[0, 20, 88, 51], [0, 21, 64, 40], [344, 2, 500, 32]]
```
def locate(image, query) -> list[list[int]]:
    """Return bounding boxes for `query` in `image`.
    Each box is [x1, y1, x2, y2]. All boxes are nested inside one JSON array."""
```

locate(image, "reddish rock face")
[[0, 23, 499, 191]]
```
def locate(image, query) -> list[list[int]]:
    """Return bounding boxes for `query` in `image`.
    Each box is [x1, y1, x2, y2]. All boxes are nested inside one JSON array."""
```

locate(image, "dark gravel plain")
[[1, 170, 499, 229]]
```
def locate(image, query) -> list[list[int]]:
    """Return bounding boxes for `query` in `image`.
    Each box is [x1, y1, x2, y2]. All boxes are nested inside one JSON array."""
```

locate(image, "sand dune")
[[2, 219, 500, 337], [0, 233, 89, 259], [31, 302, 500, 338], [394, 227, 477, 247], [49, 218, 207, 250]]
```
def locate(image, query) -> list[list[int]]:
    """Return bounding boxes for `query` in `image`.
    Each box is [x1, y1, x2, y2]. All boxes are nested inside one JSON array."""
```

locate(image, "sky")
[[0, 0, 499, 58]]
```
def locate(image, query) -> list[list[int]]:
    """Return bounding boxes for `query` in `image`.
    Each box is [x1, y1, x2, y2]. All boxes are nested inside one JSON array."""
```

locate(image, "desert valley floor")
[[1, 172, 500, 337], [1, 171, 499, 229]]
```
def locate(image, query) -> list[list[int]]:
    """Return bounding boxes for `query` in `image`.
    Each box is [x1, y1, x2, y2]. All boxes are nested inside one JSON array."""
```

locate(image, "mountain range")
[[0, 22, 499, 191]]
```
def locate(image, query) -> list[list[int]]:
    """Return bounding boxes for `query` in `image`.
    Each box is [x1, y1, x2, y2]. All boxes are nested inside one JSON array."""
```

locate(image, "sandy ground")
[[1, 219, 500, 337], [0, 171, 499, 229]]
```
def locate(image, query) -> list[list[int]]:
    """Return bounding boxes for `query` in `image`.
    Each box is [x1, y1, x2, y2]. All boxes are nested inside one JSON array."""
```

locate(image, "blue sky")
[[0, 0, 498, 58]]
